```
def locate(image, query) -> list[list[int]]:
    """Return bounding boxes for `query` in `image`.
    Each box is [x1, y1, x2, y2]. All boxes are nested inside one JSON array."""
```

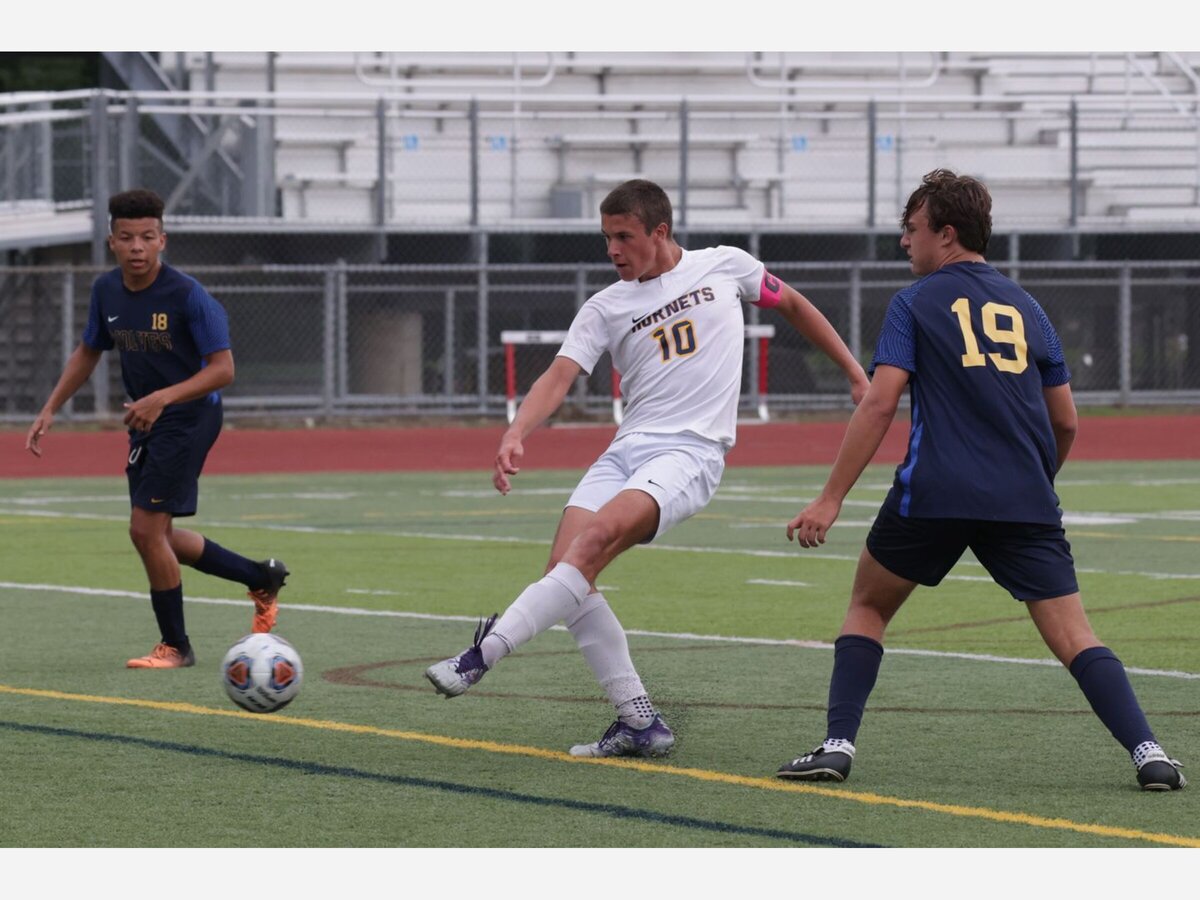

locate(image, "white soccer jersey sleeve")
[[557, 246, 765, 448]]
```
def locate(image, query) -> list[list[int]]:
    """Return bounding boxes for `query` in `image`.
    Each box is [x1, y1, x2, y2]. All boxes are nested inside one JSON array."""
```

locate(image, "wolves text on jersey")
[[110, 329, 174, 352], [629, 287, 716, 334]]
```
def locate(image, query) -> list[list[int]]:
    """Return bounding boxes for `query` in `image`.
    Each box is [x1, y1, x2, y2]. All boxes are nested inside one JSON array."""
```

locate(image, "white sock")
[[615, 695, 657, 729], [480, 562, 590, 669], [565, 591, 650, 721], [1132, 740, 1166, 767], [822, 738, 856, 757]]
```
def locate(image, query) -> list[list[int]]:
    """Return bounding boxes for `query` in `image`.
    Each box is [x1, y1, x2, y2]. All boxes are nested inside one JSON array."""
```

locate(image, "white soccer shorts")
[[565, 431, 726, 541]]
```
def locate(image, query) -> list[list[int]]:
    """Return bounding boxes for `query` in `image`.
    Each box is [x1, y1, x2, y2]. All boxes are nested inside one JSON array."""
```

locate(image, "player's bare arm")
[[25, 342, 104, 457], [772, 282, 870, 404], [1043, 383, 1078, 472], [788, 364, 908, 548], [494, 355, 584, 494], [122, 349, 234, 432]]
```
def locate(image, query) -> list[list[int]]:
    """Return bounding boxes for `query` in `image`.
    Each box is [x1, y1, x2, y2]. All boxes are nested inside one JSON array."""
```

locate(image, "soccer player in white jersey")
[[426, 179, 870, 757]]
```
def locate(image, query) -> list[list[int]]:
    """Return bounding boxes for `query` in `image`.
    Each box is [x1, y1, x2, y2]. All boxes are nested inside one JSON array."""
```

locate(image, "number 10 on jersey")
[[651, 319, 698, 362]]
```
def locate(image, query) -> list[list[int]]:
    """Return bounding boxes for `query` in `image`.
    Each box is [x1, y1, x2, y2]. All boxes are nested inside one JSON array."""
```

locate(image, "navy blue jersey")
[[82, 264, 231, 412], [871, 261, 1070, 524]]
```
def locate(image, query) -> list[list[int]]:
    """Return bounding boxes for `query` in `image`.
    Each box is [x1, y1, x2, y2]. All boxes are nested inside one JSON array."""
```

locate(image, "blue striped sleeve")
[[870, 284, 918, 374], [1027, 293, 1071, 387], [186, 281, 232, 356]]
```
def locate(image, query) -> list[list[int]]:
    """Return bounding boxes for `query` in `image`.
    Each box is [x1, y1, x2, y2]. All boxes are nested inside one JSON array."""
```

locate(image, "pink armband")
[[755, 270, 783, 308]]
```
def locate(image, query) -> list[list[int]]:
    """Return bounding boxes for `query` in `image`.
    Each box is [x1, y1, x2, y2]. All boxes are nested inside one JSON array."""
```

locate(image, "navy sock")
[[150, 585, 189, 651], [193, 538, 266, 589], [826, 634, 885, 743], [1069, 646, 1155, 753]]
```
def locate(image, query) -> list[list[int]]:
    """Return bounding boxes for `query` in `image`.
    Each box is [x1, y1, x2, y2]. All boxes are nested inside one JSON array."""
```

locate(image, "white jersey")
[[557, 246, 764, 449]]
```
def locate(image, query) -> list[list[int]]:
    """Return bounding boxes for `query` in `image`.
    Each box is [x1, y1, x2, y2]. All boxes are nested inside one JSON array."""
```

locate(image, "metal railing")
[[4, 80, 1200, 242], [3, 259, 1198, 425]]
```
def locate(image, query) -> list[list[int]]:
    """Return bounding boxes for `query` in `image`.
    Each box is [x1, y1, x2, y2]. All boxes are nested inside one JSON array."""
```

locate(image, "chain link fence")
[[4, 258, 1199, 426], [5, 75, 1200, 425]]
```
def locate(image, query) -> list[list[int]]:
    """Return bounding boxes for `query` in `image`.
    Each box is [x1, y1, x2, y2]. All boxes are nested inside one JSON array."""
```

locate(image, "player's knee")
[[128, 518, 165, 555], [571, 521, 620, 562], [847, 592, 900, 631], [128, 522, 153, 554]]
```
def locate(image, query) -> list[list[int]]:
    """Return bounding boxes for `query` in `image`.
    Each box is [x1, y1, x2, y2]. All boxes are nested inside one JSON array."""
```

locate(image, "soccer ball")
[[221, 633, 303, 713]]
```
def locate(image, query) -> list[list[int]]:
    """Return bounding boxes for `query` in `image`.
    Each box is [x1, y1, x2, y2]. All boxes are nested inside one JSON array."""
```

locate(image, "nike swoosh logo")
[[150, 498, 165, 504], [107, 316, 119, 322], [648, 479, 662, 488], [631, 311, 653, 323]]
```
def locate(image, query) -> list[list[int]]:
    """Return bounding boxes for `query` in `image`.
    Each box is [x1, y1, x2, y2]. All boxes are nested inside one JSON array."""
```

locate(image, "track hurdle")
[[501, 324, 776, 424]]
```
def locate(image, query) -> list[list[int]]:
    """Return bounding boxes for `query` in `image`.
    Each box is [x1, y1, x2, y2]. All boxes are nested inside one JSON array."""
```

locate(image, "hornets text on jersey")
[[557, 246, 764, 449]]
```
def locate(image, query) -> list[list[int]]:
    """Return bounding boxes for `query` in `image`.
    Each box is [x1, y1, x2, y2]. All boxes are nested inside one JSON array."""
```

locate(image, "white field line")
[[732, 520, 878, 528], [723, 514, 1164, 528], [714, 494, 884, 508], [440, 487, 576, 498], [7, 485, 1200, 526], [719, 497, 1198, 524], [0, 494, 130, 504], [1, 578, 1196, 681], [1056, 478, 1200, 488], [2, 506, 1199, 582], [721, 482, 894, 492], [4, 504, 1195, 532], [722, 478, 1200, 490]]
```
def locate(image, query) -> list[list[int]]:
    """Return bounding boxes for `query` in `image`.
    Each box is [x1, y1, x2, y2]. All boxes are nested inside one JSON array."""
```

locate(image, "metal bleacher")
[[264, 51, 1196, 227], [6, 53, 1200, 420], [8, 52, 1200, 236]]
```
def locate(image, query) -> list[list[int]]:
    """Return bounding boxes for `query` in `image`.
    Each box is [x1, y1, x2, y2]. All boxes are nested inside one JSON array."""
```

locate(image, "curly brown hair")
[[902, 169, 991, 254]]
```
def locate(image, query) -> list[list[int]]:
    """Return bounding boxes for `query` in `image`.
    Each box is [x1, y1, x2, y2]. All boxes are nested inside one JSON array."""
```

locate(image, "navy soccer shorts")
[[865, 504, 1080, 601], [126, 401, 223, 517]]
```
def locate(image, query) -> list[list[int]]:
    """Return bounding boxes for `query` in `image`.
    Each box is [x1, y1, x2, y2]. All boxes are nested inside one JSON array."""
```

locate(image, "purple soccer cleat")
[[425, 614, 498, 698], [569, 713, 676, 758]]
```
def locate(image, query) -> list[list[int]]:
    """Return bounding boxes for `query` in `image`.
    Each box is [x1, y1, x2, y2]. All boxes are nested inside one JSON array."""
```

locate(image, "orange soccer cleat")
[[126, 642, 196, 669], [249, 558, 289, 633]]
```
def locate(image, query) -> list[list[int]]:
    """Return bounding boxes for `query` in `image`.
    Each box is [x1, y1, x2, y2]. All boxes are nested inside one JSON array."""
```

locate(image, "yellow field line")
[[4, 683, 1195, 846]]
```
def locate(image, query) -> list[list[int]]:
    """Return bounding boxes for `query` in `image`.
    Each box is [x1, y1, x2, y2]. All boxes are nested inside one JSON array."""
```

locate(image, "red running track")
[[5, 414, 1199, 478]]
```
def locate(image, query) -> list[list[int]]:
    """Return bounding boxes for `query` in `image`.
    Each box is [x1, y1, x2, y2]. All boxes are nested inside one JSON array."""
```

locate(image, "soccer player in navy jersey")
[[775, 170, 1185, 791], [25, 189, 288, 669]]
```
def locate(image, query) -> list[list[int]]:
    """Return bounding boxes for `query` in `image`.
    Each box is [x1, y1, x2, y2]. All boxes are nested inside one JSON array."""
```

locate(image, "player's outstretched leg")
[[426, 562, 590, 698], [776, 634, 882, 781], [1066, 646, 1186, 791], [425, 614, 498, 697], [248, 558, 289, 633], [180, 536, 289, 633]]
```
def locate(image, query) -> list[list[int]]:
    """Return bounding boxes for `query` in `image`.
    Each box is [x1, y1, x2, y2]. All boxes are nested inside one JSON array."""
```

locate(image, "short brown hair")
[[600, 179, 673, 237], [902, 169, 991, 254], [108, 189, 165, 225]]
